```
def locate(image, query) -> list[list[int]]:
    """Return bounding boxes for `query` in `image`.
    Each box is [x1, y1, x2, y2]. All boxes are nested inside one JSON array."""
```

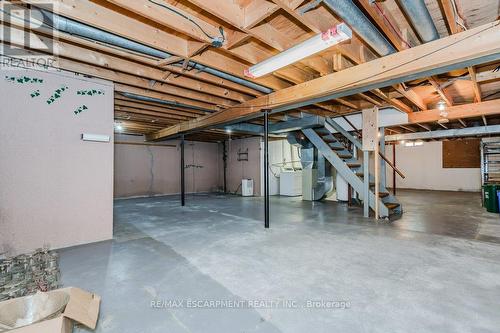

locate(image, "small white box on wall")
[[241, 179, 254, 196]]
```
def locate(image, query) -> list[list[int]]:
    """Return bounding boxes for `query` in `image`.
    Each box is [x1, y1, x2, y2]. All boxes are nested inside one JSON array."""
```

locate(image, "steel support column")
[[263, 109, 270, 228], [222, 141, 227, 193], [392, 144, 397, 196], [181, 134, 185, 206], [363, 150, 370, 218]]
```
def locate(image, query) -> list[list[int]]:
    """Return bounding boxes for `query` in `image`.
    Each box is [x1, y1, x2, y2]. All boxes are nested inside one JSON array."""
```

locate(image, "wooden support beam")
[[415, 123, 432, 131], [429, 77, 454, 107], [356, 0, 410, 51], [148, 21, 500, 140], [408, 100, 500, 124], [393, 84, 426, 110], [439, 0, 461, 34], [469, 66, 482, 102], [437, 122, 449, 129]]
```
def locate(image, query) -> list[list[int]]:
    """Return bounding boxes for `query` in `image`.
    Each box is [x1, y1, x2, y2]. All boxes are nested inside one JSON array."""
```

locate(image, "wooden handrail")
[[340, 115, 406, 179]]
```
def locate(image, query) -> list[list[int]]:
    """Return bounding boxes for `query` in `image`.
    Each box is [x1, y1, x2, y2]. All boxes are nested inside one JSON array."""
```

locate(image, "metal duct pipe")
[[181, 62, 273, 94], [38, 9, 273, 94], [120, 92, 216, 113], [322, 0, 396, 56], [397, 0, 440, 42]]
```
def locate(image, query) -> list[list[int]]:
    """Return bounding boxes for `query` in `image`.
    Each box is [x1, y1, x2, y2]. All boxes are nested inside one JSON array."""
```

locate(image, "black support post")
[[222, 141, 227, 193], [181, 134, 185, 206], [392, 143, 396, 196], [263, 109, 270, 228]]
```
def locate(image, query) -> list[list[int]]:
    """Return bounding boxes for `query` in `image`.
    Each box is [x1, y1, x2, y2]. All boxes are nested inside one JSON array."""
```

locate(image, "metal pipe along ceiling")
[[322, 0, 397, 56], [397, 0, 440, 42], [38, 9, 273, 94], [120, 92, 216, 113]]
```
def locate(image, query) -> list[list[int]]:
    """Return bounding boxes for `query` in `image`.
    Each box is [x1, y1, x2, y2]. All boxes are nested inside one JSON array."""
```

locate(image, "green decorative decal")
[[30, 90, 41, 98], [46, 86, 69, 105], [76, 89, 105, 96], [5, 75, 44, 84], [74, 104, 88, 115]]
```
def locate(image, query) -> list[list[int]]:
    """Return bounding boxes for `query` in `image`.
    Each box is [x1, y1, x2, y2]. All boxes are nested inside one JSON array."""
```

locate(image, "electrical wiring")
[[147, 0, 225, 47]]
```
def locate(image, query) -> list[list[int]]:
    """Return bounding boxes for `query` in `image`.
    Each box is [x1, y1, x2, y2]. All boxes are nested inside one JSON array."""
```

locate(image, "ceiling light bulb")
[[437, 100, 446, 111], [115, 123, 123, 131]]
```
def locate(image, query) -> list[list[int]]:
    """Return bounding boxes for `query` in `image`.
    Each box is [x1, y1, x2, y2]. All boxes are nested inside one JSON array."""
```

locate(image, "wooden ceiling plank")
[[244, 0, 279, 29]]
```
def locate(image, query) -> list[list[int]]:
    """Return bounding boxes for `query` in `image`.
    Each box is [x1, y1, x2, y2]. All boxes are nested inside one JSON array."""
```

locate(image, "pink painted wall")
[[222, 137, 262, 196], [114, 134, 221, 198], [0, 67, 114, 255]]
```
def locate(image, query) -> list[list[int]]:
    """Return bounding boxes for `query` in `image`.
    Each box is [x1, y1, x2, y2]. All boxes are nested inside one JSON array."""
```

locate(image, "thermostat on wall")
[[81, 133, 111, 142]]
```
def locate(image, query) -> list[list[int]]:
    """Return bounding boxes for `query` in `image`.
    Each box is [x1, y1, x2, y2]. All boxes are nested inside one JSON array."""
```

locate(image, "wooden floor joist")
[[147, 21, 500, 140]]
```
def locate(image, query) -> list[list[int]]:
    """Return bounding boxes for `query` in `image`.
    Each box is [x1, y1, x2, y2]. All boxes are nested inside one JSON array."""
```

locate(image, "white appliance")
[[241, 179, 254, 197], [280, 171, 303, 196]]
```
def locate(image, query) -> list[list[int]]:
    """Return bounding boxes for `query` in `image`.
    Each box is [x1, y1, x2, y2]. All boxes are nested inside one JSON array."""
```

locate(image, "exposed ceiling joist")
[[147, 21, 500, 140]]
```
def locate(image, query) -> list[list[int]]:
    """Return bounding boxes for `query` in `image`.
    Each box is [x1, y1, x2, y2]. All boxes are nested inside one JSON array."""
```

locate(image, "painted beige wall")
[[0, 67, 114, 255], [114, 134, 221, 198], [384, 141, 481, 192]]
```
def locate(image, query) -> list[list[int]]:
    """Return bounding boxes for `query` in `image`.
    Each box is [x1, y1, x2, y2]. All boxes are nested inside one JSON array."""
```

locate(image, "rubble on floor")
[[0, 247, 61, 301]]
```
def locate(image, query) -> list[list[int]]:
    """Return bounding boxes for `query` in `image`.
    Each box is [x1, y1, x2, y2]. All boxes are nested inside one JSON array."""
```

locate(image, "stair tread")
[[385, 203, 400, 210], [323, 138, 337, 143], [347, 163, 361, 168], [330, 146, 344, 150], [337, 154, 353, 159]]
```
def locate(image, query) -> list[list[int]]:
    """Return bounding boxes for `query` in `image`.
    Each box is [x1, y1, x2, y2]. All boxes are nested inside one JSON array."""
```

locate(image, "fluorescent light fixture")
[[404, 140, 424, 147], [244, 23, 352, 78], [226, 128, 232, 134], [81, 134, 110, 142]]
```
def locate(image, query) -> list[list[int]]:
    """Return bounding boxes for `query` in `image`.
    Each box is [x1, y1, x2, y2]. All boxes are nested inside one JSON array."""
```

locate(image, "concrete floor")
[[60, 190, 500, 333]]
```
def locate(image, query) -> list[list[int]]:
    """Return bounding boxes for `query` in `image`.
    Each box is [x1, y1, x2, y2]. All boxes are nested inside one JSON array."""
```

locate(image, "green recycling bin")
[[483, 184, 499, 213]]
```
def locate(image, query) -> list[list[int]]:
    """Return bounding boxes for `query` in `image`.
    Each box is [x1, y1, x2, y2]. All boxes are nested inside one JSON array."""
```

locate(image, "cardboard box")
[[0, 287, 100, 333]]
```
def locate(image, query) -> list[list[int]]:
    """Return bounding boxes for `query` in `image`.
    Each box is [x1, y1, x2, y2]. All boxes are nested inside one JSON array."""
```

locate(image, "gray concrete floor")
[[61, 190, 500, 333]]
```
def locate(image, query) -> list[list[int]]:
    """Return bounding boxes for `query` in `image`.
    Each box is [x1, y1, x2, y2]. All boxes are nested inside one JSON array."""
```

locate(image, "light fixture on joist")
[[244, 23, 352, 79]]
